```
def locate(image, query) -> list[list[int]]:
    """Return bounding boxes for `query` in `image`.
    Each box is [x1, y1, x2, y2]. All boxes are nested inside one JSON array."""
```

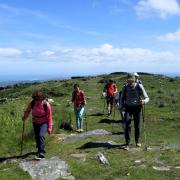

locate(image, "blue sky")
[[0, 0, 180, 79]]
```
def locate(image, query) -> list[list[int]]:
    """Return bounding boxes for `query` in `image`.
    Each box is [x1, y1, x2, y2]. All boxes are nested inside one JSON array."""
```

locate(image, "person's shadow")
[[77, 142, 126, 149], [0, 152, 37, 163], [99, 119, 123, 124]]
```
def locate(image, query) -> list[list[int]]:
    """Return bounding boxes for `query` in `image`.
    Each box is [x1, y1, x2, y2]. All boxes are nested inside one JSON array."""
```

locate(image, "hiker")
[[22, 89, 52, 158], [103, 79, 118, 116], [119, 73, 149, 149], [70, 84, 86, 132], [133, 72, 142, 84]]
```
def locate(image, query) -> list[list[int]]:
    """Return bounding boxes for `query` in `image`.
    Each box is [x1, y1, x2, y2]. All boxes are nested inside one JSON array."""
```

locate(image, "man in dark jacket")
[[119, 74, 149, 150]]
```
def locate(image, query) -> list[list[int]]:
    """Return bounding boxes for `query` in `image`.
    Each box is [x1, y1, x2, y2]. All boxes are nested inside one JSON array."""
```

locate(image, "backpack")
[[31, 99, 48, 112], [119, 83, 142, 106], [105, 83, 117, 97]]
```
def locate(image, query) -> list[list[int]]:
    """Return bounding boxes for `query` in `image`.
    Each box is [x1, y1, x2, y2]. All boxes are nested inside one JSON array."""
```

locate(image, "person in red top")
[[22, 89, 52, 159], [103, 79, 118, 116], [70, 84, 86, 132]]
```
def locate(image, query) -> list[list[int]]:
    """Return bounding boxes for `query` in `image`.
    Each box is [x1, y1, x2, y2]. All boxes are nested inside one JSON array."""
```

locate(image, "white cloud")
[[158, 28, 180, 41], [135, 0, 180, 19], [0, 44, 180, 73], [40, 50, 55, 57], [0, 48, 22, 57], [34, 44, 180, 67]]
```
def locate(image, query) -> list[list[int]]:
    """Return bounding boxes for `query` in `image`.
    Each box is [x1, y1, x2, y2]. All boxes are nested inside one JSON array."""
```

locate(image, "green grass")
[[0, 73, 180, 179]]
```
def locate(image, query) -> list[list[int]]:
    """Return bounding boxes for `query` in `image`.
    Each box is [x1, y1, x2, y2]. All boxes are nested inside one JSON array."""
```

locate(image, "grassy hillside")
[[0, 73, 180, 180]]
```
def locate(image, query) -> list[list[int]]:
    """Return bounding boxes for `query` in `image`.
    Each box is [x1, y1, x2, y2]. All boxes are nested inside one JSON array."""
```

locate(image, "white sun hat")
[[133, 72, 139, 77]]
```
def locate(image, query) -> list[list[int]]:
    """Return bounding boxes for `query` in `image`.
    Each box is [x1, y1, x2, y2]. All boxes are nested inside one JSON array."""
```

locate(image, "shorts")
[[106, 96, 114, 105]]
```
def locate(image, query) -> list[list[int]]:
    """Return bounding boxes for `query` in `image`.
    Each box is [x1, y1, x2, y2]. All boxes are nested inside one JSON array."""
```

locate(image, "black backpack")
[[119, 83, 142, 104], [31, 99, 48, 112]]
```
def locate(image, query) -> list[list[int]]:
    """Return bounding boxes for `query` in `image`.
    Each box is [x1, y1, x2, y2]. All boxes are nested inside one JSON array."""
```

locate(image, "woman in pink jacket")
[[22, 89, 52, 158]]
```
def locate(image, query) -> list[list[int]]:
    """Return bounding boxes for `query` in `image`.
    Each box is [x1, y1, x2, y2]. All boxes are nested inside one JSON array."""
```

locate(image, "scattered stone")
[[134, 160, 142, 166], [94, 152, 109, 165], [132, 160, 146, 168], [128, 147, 142, 152], [175, 166, 180, 169], [64, 129, 112, 142], [19, 156, 74, 180], [163, 143, 180, 150], [152, 166, 171, 171], [3, 159, 18, 164], [52, 133, 76, 142]]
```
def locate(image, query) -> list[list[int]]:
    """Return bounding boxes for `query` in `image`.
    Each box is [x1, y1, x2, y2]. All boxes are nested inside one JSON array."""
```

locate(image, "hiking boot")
[[38, 153, 45, 158], [76, 129, 80, 133], [124, 145, 129, 151], [80, 128, 84, 132], [136, 143, 142, 147]]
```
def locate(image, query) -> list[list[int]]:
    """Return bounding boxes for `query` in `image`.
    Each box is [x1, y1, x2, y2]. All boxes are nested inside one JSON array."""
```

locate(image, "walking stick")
[[102, 97, 106, 114], [20, 120, 25, 155], [112, 98, 116, 133], [142, 104, 147, 150], [85, 113, 87, 134]]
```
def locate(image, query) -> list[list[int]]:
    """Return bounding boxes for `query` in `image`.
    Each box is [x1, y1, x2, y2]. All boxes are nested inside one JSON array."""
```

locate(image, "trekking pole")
[[112, 99, 116, 133], [102, 97, 106, 114], [20, 120, 25, 155], [142, 104, 147, 150], [85, 113, 88, 134]]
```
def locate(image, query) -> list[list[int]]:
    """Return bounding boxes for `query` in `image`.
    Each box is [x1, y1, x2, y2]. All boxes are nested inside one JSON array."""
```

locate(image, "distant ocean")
[[0, 74, 70, 87], [0, 72, 179, 87]]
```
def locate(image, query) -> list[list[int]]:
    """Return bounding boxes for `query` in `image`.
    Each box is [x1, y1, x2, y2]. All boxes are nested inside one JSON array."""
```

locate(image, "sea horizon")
[[0, 72, 179, 87]]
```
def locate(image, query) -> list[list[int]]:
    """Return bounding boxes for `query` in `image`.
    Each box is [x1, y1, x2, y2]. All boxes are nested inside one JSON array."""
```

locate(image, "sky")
[[0, 0, 180, 80]]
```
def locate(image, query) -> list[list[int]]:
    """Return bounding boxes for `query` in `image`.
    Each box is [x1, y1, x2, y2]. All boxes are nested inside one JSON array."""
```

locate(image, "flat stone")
[[19, 156, 74, 180], [94, 152, 109, 165], [129, 147, 142, 152], [64, 129, 112, 142], [175, 166, 180, 169], [152, 166, 171, 171]]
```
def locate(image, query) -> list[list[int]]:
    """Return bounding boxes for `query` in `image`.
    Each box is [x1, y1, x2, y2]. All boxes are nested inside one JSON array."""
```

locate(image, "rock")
[[94, 152, 109, 165], [3, 159, 18, 164], [64, 129, 112, 142], [134, 160, 142, 166], [175, 166, 180, 169], [128, 147, 142, 152], [19, 156, 74, 180], [152, 166, 171, 171], [132, 160, 146, 168]]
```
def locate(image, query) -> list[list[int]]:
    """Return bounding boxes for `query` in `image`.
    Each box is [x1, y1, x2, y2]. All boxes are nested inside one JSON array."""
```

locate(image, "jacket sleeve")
[[139, 84, 149, 104], [46, 102, 53, 132], [23, 101, 32, 120]]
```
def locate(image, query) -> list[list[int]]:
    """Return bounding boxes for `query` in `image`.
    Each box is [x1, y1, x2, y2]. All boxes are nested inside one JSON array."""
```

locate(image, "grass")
[[0, 73, 180, 179]]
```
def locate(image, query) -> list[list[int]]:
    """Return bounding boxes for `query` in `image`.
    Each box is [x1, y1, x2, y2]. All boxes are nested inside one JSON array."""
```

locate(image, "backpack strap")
[[43, 100, 48, 113], [31, 99, 48, 113], [31, 99, 35, 109]]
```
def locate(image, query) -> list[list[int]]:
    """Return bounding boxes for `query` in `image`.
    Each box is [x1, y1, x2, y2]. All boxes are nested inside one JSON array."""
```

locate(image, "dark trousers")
[[33, 122, 48, 153], [124, 105, 142, 145]]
